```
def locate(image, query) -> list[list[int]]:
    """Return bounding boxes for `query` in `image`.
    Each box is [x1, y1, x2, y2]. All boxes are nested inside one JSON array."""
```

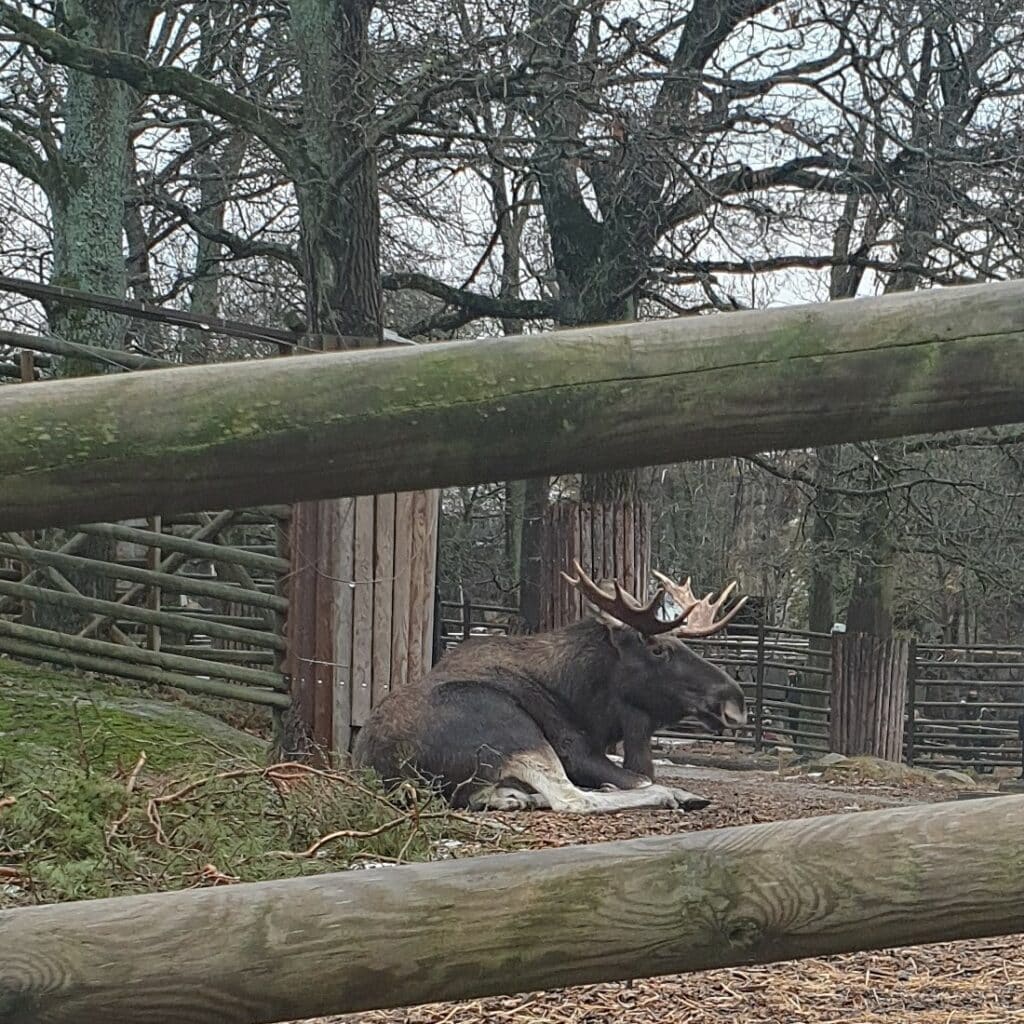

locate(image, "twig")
[[271, 810, 460, 859], [104, 751, 147, 847]]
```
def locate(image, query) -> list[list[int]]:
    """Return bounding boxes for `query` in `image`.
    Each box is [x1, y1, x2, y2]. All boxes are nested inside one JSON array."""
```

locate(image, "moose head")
[[560, 560, 749, 767]]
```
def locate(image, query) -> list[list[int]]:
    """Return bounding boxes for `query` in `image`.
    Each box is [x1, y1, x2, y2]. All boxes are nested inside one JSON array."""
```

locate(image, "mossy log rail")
[[2, 280, 1024, 532], [0, 539, 288, 612], [0, 617, 285, 690], [1, 797, 1022, 1024], [0, 578, 285, 650]]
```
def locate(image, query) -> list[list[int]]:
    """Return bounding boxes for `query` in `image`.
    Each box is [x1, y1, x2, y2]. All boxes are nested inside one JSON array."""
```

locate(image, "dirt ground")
[[306, 762, 1024, 1024]]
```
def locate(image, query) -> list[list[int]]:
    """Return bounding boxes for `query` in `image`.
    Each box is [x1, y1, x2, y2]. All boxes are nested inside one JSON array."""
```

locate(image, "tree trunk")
[[282, 0, 439, 759], [807, 450, 838, 630], [36, 0, 140, 632], [830, 633, 911, 762], [804, 445, 840, 707], [291, 0, 381, 343], [845, 510, 895, 636], [517, 476, 549, 633]]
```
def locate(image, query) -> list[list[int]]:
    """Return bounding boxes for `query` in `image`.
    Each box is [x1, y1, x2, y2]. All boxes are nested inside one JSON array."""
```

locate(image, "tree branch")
[[0, 122, 54, 195], [0, 2, 306, 178], [146, 188, 303, 272], [382, 272, 557, 321]]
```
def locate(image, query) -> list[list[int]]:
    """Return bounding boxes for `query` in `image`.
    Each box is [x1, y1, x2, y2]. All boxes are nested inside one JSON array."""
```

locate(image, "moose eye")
[[648, 642, 670, 661]]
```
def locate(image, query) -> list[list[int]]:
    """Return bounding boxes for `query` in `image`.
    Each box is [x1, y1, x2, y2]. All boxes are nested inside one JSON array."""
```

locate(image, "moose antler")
[[561, 559, 697, 635], [651, 570, 748, 638]]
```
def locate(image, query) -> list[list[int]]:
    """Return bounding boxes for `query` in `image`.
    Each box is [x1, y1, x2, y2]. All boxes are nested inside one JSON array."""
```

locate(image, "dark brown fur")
[[353, 616, 746, 809]]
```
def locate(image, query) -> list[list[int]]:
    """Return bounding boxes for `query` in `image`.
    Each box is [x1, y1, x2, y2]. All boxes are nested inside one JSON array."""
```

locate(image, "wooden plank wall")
[[286, 491, 440, 758], [540, 500, 650, 632]]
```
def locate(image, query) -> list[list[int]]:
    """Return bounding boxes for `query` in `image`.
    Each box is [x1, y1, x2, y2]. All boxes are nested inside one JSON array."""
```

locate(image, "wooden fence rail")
[[3, 279, 1024, 532], [1, 795, 1021, 1024]]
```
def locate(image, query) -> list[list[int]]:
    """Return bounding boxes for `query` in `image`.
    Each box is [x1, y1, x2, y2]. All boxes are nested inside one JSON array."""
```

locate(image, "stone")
[[931, 768, 976, 787]]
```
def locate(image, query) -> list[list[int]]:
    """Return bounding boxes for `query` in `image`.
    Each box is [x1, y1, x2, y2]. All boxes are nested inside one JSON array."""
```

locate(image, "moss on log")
[[1, 796, 1023, 1024], [2, 280, 1024, 531]]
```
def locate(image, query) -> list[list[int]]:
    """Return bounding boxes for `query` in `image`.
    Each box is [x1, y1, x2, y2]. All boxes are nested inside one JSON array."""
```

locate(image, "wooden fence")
[[539, 499, 651, 631], [0, 508, 291, 709], [4, 278, 1024, 1021], [285, 491, 440, 755]]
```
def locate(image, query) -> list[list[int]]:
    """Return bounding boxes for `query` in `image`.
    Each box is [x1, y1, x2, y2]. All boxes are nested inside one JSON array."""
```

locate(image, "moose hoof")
[[669, 788, 712, 811]]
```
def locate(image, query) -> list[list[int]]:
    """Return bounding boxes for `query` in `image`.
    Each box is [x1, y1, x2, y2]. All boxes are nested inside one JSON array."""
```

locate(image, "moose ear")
[[602, 620, 645, 655]]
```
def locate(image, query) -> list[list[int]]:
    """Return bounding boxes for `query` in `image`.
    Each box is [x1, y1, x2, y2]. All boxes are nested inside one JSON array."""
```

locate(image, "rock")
[[931, 768, 976, 787], [0, 656, 267, 774], [812, 752, 850, 768], [998, 777, 1024, 793]]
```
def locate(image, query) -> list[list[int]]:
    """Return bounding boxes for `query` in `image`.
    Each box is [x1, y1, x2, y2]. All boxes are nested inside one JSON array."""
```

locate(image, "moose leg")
[[502, 746, 710, 814], [620, 709, 655, 780], [554, 737, 711, 810], [558, 742, 653, 791]]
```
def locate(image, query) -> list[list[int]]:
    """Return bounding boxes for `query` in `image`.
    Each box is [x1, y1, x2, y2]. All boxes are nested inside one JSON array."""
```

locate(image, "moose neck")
[[541, 617, 621, 699]]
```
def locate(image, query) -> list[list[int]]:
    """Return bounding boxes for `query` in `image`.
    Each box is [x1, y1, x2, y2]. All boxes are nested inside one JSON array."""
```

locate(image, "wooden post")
[[7, 279, 1024, 534], [754, 622, 766, 751], [539, 500, 650, 630], [1, 797, 1021, 1024], [145, 516, 161, 652], [904, 638, 918, 765], [15, 351, 35, 626], [462, 595, 472, 643], [830, 632, 912, 761], [283, 489, 439, 760]]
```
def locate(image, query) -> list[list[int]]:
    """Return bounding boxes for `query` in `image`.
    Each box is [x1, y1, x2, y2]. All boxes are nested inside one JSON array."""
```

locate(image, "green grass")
[[0, 656, 516, 908]]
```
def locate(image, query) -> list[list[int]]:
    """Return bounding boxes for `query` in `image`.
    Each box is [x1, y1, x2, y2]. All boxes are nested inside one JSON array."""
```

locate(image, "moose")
[[353, 562, 748, 814]]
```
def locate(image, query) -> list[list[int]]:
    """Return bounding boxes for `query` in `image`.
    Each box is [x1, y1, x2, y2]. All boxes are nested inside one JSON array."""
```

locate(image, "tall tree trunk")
[[291, 0, 381, 344], [806, 452, 839, 634], [842, 16, 968, 637], [39, 0, 140, 632], [518, 476, 549, 633], [49, 1, 133, 372], [846, 511, 896, 636], [284, 1, 442, 760]]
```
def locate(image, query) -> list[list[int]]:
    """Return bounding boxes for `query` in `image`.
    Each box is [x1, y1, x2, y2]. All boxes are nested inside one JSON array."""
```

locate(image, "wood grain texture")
[[283, 502, 319, 754], [406, 490, 430, 685], [350, 495, 375, 727], [311, 500, 337, 752], [540, 500, 649, 629], [2, 797, 1022, 1024], [372, 493, 396, 707], [420, 491, 439, 666], [331, 497, 356, 753], [389, 491, 413, 690], [5, 280, 1024, 532], [831, 634, 912, 761]]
